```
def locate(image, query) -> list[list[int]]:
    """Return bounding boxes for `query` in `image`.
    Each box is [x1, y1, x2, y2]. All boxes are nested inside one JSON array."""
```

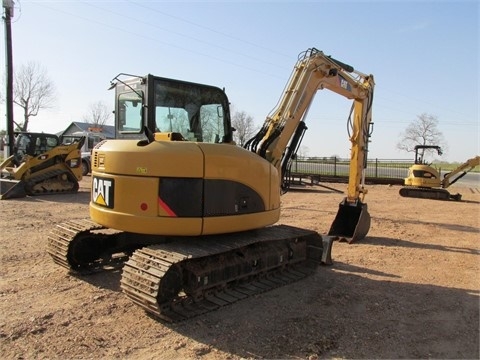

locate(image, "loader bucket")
[[328, 198, 370, 243], [0, 179, 27, 200]]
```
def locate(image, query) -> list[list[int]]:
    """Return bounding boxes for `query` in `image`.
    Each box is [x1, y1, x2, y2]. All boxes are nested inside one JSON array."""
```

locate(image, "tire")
[[81, 160, 90, 176]]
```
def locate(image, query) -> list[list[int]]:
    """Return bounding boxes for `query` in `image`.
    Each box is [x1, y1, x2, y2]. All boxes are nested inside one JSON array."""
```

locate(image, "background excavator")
[[0, 132, 85, 200], [48, 48, 375, 321], [399, 144, 480, 200]]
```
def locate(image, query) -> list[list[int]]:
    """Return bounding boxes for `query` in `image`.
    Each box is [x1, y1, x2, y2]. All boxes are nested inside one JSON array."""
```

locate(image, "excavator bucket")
[[0, 179, 27, 200], [328, 198, 371, 243]]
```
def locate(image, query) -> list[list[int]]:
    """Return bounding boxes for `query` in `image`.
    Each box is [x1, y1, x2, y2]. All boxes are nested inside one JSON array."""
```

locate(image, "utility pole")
[[3, 0, 14, 156]]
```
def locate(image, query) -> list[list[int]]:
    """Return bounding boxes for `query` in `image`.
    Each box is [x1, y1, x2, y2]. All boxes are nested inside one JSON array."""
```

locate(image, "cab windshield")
[[153, 79, 229, 143]]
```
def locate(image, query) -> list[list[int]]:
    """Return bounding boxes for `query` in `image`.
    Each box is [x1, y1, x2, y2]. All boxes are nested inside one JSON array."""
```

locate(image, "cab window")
[[118, 91, 144, 133]]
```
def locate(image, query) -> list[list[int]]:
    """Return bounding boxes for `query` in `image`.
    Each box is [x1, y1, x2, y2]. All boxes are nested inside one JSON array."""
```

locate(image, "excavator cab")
[[112, 73, 233, 144]]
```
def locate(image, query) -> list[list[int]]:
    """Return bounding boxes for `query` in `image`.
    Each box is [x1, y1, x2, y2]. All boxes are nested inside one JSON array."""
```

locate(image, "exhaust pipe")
[[328, 198, 371, 243]]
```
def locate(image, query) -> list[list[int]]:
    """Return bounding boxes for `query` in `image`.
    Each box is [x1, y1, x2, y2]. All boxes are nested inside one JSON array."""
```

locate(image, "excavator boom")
[[246, 48, 375, 242]]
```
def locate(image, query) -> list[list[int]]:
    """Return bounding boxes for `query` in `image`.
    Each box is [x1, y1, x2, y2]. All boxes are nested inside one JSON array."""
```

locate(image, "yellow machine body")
[[90, 138, 280, 235], [404, 163, 442, 188]]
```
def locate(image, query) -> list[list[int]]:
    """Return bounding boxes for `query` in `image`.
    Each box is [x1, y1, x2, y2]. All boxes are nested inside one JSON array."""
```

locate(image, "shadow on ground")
[[360, 236, 480, 255], [71, 236, 479, 359], [164, 263, 479, 359], [0, 190, 91, 205]]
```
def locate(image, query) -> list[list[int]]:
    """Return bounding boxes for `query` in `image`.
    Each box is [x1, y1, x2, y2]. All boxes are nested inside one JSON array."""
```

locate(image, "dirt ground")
[[0, 177, 479, 359]]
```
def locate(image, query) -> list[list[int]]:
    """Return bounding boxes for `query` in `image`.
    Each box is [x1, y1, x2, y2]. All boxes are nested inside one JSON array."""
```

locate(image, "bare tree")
[[12, 62, 56, 131], [83, 101, 112, 127], [396, 113, 448, 161], [231, 110, 257, 146], [297, 145, 310, 159]]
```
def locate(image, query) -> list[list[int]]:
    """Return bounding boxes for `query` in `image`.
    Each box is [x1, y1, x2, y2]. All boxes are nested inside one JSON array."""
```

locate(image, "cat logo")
[[339, 75, 352, 92], [92, 176, 114, 208]]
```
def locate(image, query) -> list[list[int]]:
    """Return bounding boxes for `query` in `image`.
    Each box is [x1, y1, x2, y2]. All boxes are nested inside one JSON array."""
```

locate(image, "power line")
[[81, 1, 289, 71], [10, 1, 479, 131], [126, 0, 292, 59], [377, 88, 476, 120], [33, 2, 287, 80]]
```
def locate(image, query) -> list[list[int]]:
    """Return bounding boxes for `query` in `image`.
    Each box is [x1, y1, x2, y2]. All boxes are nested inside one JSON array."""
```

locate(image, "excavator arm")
[[246, 48, 374, 242], [442, 156, 480, 188], [246, 48, 374, 203]]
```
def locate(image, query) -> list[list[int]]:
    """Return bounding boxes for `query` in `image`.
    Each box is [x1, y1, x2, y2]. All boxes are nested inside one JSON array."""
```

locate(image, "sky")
[[0, 0, 478, 162]]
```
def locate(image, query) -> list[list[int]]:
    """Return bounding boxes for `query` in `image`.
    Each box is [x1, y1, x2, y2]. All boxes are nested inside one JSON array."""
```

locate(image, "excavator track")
[[1, 168, 80, 200], [26, 168, 80, 196], [48, 221, 333, 321], [399, 187, 460, 201], [47, 219, 135, 274], [120, 225, 333, 322]]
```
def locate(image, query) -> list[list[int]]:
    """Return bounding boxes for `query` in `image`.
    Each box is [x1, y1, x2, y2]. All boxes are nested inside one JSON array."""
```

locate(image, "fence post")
[[334, 156, 337, 176], [375, 158, 378, 178]]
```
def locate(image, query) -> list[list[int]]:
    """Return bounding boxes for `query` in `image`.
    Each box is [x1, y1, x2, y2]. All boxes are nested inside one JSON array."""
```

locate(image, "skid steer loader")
[[0, 132, 85, 200]]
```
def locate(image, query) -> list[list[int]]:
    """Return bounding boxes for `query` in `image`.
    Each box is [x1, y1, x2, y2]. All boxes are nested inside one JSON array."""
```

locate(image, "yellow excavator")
[[399, 145, 480, 200], [0, 132, 85, 200], [48, 48, 375, 321]]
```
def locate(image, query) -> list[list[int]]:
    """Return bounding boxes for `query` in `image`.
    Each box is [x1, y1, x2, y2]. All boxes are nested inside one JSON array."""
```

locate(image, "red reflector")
[[140, 203, 148, 211]]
